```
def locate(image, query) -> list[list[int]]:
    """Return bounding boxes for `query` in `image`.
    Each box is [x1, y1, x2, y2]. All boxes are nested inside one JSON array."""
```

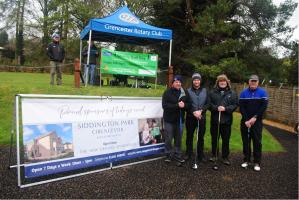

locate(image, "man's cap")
[[249, 75, 259, 81], [52, 33, 60, 39], [192, 73, 201, 81], [173, 75, 183, 83]]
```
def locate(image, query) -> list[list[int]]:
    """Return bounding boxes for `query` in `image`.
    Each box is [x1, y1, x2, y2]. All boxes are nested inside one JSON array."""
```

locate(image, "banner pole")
[[168, 40, 172, 67], [79, 40, 82, 71], [99, 68, 102, 88], [155, 75, 157, 89], [15, 95, 21, 187], [8, 96, 16, 168], [99, 48, 102, 88]]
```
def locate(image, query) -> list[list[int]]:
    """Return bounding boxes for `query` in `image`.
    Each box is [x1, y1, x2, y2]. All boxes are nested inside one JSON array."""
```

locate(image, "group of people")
[[46, 33, 99, 86], [46, 34, 269, 172], [162, 73, 268, 172]]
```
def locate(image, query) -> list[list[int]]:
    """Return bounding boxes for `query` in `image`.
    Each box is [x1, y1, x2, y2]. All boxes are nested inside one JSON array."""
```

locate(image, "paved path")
[[0, 125, 297, 199]]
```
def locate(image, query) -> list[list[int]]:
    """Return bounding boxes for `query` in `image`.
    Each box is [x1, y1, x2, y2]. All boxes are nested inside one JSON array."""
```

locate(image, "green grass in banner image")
[[0, 72, 285, 152]]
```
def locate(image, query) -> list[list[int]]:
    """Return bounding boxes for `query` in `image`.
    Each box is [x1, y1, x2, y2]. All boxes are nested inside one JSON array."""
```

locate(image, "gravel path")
[[0, 125, 297, 199]]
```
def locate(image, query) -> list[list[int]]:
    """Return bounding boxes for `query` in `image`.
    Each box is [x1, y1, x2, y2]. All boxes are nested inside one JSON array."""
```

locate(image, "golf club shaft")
[[194, 119, 200, 165], [215, 111, 221, 166], [247, 127, 250, 163]]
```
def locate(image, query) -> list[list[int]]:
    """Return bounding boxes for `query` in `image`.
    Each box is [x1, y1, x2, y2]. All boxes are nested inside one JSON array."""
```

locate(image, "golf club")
[[245, 127, 251, 169], [213, 111, 221, 170], [192, 119, 200, 170], [176, 105, 184, 167]]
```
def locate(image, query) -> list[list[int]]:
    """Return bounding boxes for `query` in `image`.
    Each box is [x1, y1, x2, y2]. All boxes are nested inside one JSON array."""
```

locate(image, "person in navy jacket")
[[47, 33, 65, 85], [162, 75, 190, 165], [239, 75, 268, 172]]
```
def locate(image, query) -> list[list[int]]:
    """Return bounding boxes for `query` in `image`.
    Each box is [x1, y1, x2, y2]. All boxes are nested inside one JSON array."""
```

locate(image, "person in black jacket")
[[162, 75, 190, 164], [208, 74, 238, 165], [47, 33, 65, 85], [82, 41, 99, 85], [185, 73, 209, 162]]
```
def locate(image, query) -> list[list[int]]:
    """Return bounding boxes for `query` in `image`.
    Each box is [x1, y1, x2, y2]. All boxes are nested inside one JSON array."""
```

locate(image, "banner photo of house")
[[24, 124, 74, 163], [100, 48, 158, 77], [21, 98, 164, 178]]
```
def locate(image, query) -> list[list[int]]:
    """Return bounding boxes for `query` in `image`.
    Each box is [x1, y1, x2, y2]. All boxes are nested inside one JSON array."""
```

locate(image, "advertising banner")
[[21, 98, 164, 178], [100, 49, 158, 77]]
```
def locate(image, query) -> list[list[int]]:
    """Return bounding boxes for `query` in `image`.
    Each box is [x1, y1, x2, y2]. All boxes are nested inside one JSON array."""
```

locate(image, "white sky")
[[273, 0, 299, 40]]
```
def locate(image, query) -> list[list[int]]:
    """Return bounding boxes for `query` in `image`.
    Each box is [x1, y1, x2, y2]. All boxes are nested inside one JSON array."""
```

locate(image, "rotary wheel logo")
[[119, 13, 139, 24]]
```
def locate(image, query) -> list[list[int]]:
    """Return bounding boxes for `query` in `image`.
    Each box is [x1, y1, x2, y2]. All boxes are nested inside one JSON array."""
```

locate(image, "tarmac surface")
[[0, 125, 297, 199]]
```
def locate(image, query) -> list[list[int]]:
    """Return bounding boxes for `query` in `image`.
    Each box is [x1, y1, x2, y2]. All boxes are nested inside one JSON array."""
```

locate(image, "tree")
[[151, 0, 298, 83], [0, 0, 27, 65], [281, 42, 298, 86], [15, 0, 26, 65], [0, 31, 8, 46]]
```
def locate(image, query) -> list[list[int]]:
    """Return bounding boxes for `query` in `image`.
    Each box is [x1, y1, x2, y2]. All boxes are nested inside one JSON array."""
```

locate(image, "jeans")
[[163, 121, 183, 158], [83, 64, 96, 85]]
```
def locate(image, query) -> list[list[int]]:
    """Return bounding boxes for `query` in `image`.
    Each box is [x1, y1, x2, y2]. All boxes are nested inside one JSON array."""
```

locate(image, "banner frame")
[[11, 94, 164, 188]]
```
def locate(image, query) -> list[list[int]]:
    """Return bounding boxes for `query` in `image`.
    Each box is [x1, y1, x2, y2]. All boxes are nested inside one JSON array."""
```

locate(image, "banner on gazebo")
[[100, 48, 158, 77]]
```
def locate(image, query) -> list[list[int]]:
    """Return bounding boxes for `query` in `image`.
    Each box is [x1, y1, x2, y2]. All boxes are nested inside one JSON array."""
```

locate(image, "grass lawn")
[[0, 72, 284, 152]]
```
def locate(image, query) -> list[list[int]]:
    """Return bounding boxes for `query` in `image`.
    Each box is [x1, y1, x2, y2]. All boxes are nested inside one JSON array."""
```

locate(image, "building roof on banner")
[[80, 6, 172, 44]]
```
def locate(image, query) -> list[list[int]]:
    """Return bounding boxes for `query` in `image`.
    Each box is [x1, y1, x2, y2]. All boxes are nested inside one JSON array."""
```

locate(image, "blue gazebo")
[[79, 5, 173, 86]]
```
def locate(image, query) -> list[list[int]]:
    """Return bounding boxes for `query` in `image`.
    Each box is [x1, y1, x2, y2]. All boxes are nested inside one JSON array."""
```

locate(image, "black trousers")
[[185, 116, 206, 159], [210, 123, 231, 159], [240, 120, 263, 164]]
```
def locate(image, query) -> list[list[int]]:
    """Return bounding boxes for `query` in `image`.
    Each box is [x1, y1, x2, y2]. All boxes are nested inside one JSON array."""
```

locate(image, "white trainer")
[[254, 164, 261, 171], [241, 162, 248, 168]]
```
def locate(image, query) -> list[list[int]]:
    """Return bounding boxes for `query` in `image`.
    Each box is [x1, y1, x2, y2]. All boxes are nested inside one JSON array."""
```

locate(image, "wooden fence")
[[1, 66, 297, 127], [231, 83, 298, 127]]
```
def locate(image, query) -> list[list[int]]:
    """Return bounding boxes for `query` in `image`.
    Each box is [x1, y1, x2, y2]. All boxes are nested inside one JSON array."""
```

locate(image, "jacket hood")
[[214, 74, 231, 89]]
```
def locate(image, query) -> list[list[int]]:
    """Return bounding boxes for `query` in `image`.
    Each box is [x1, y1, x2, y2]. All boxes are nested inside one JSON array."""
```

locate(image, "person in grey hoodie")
[[185, 73, 209, 162]]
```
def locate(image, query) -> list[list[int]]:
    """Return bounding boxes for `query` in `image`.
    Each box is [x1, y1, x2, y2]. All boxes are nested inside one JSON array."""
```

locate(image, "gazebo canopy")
[[80, 6, 172, 44]]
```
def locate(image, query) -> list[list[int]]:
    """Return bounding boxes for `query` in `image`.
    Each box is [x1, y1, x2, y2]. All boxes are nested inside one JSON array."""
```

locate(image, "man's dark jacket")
[[47, 42, 65, 62], [82, 45, 99, 64], [162, 87, 190, 123], [209, 87, 238, 125]]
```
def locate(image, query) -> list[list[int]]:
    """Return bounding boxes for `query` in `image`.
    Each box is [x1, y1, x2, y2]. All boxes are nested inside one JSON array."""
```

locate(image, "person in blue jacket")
[[239, 75, 268, 172]]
